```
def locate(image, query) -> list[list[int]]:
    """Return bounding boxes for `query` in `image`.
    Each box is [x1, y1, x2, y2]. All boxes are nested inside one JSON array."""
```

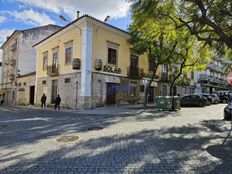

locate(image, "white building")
[[195, 57, 228, 94], [0, 24, 62, 105]]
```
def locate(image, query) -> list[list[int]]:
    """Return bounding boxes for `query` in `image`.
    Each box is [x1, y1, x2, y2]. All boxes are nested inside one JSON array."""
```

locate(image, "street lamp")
[[59, 15, 67, 22], [104, 15, 110, 22]]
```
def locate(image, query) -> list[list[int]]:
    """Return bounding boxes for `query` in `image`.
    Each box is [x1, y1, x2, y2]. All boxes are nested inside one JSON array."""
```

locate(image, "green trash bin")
[[172, 96, 181, 110], [155, 96, 172, 110]]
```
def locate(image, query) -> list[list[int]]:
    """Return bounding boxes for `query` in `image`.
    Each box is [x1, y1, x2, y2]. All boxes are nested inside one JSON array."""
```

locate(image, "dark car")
[[181, 94, 208, 107], [224, 103, 232, 120], [209, 94, 220, 104], [219, 94, 229, 103], [201, 94, 213, 105]]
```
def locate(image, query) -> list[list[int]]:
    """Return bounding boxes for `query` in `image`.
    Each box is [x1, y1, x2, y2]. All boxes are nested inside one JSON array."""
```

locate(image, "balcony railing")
[[127, 66, 144, 79], [207, 63, 224, 73], [198, 74, 227, 85], [47, 65, 59, 76]]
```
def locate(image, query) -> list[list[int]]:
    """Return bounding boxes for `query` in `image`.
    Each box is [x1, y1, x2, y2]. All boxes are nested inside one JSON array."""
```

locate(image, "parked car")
[[218, 94, 229, 103], [202, 94, 214, 104], [224, 103, 232, 120], [209, 94, 220, 104], [201, 94, 213, 105], [181, 94, 208, 107]]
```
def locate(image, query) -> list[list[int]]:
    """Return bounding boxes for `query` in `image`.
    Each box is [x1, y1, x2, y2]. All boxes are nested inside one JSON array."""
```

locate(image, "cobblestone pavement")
[[0, 104, 231, 174]]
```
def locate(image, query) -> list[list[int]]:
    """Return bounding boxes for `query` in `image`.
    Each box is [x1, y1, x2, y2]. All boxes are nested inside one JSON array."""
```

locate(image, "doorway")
[[148, 87, 154, 102], [106, 83, 117, 105], [29, 86, 35, 105], [51, 80, 58, 103]]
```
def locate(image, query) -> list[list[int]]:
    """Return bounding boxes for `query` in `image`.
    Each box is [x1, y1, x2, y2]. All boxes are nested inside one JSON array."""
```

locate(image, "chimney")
[[6, 36, 10, 40], [77, 11, 80, 19]]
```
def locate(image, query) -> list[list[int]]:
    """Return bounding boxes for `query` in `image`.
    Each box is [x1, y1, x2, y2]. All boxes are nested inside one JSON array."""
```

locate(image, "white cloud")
[[9, 9, 56, 26], [16, 0, 131, 20], [0, 28, 15, 43], [0, 16, 6, 23]]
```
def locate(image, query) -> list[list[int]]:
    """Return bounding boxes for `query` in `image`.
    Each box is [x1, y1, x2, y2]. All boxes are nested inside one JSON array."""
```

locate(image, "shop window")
[[64, 78, 71, 83], [130, 85, 137, 97], [43, 52, 48, 70], [42, 80, 46, 85]]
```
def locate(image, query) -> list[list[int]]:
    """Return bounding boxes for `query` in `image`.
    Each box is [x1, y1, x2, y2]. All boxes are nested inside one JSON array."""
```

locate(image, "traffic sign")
[[227, 72, 232, 85]]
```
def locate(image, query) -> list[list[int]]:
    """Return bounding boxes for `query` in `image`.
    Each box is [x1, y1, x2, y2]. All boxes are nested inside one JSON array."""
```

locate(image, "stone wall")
[[36, 72, 81, 109]]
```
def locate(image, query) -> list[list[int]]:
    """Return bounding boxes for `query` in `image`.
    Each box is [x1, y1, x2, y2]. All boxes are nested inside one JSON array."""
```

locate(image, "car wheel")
[[199, 102, 204, 107]]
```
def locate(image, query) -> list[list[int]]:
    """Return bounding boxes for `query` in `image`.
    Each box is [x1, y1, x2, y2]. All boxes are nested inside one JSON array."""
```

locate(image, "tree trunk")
[[143, 66, 158, 108], [169, 82, 174, 96]]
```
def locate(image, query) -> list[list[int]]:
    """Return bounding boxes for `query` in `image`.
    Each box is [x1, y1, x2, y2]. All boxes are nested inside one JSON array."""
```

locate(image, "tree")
[[128, 4, 178, 107], [130, 0, 232, 49], [168, 32, 212, 96]]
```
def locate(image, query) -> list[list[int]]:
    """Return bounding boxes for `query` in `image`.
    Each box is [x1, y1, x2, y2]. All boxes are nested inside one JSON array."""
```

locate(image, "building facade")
[[35, 15, 163, 109], [0, 61, 2, 85], [17, 72, 36, 105], [0, 25, 62, 105], [195, 57, 228, 94]]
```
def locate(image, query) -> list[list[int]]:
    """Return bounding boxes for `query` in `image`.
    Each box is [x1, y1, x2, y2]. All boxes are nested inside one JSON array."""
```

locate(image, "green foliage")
[[130, 0, 232, 49]]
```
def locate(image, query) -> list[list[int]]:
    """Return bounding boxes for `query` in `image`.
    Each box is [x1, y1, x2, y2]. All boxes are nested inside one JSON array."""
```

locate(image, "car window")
[[192, 95, 200, 99], [183, 96, 190, 99]]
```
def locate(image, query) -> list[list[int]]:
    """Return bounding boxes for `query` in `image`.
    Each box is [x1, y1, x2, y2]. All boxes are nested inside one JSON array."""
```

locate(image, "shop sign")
[[112, 84, 134, 91], [103, 65, 121, 74]]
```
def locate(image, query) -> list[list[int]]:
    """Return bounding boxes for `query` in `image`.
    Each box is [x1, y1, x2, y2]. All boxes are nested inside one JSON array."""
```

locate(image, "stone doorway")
[[106, 83, 117, 105]]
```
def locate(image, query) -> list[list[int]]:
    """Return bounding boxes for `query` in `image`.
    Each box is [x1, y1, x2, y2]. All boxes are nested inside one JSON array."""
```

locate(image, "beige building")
[[17, 72, 36, 105], [34, 15, 162, 109], [0, 25, 62, 105]]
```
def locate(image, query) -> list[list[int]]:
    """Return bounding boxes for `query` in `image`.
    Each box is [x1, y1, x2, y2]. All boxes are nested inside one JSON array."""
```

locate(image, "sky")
[[0, 0, 132, 61]]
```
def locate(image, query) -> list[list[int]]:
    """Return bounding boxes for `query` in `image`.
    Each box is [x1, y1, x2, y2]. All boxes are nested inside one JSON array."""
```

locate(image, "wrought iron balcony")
[[198, 74, 227, 85], [127, 66, 144, 79], [207, 63, 224, 73], [47, 65, 59, 76]]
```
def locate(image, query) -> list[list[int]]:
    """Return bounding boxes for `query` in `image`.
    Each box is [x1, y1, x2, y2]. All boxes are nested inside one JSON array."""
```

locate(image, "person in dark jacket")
[[55, 94, 61, 110], [41, 94, 47, 108]]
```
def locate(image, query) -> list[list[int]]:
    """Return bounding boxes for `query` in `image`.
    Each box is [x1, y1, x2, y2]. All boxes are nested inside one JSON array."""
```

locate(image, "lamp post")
[[142, 79, 150, 107]]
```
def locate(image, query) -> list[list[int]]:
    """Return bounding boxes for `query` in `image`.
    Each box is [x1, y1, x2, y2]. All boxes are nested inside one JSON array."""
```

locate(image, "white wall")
[[0, 65, 2, 85], [17, 25, 61, 76]]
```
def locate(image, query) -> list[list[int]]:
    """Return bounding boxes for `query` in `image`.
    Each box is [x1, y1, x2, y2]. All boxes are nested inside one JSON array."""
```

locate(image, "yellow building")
[[34, 15, 160, 109]]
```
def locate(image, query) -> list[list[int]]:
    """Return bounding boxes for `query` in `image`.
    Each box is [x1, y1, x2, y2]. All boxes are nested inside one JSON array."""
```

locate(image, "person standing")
[[41, 94, 47, 108], [55, 94, 61, 110]]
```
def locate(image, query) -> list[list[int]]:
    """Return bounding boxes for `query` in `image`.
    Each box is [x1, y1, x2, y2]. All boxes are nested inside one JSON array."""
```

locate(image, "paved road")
[[0, 104, 231, 174]]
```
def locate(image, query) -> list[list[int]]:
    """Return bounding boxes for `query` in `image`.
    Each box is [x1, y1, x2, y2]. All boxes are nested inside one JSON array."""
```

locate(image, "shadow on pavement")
[[0, 107, 231, 173]]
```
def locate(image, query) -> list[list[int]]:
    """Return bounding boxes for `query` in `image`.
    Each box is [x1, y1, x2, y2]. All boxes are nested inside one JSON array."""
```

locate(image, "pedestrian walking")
[[55, 94, 61, 110], [0, 98, 4, 106], [41, 94, 47, 108]]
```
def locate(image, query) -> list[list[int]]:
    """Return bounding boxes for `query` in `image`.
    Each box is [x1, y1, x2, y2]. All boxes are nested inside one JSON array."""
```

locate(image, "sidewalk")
[[17, 103, 157, 115]]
